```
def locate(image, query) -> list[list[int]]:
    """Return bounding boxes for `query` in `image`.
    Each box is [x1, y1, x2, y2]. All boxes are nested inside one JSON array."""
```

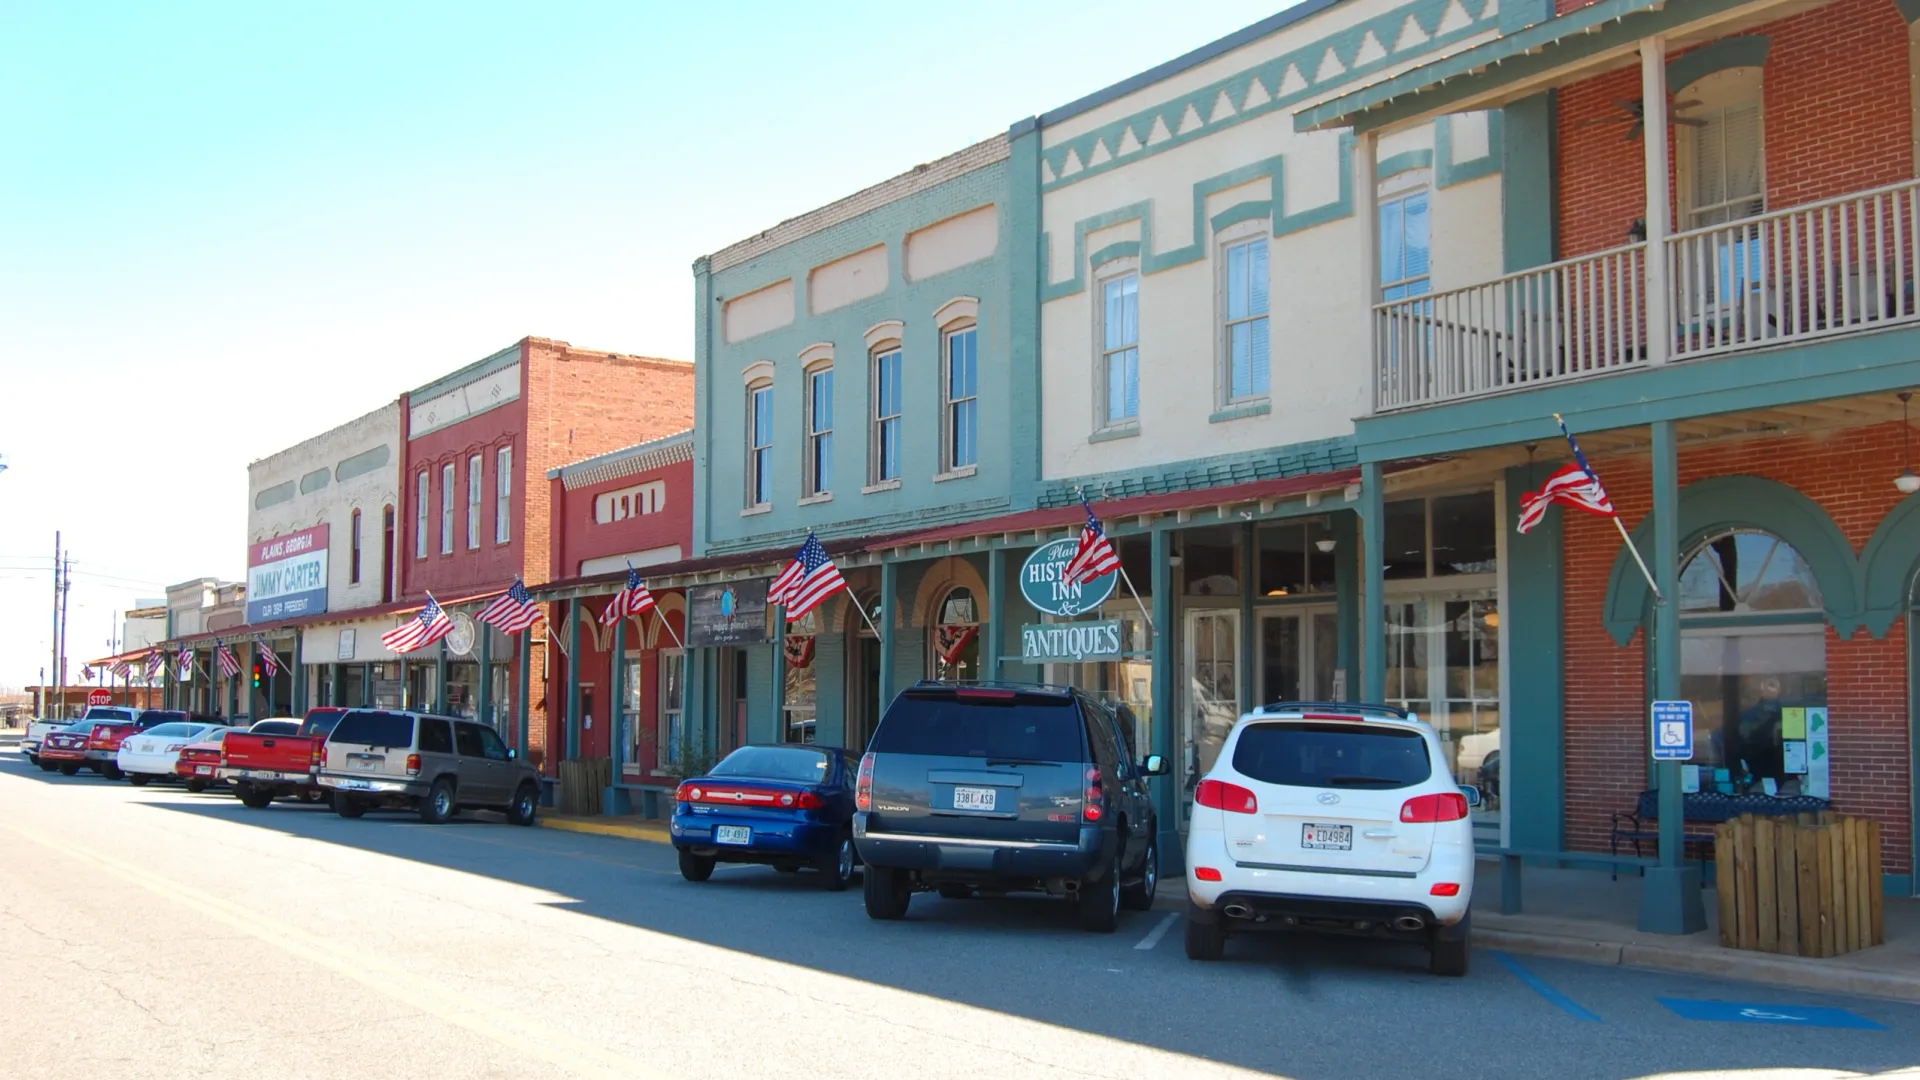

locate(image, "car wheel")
[[1077, 854, 1121, 933], [100, 764, 124, 781], [128, 773, 150, 787], [1121, 834, 1158, 912], [27, 754, 39, 767], [818, 834, 856, 892], [936, 884, 975, 900], [237, 785, 275, 810], [184, 779, 208, 793], [1430, 916, 1470, 977], [1185, 911, 1227, 961], [58, 764, 78, 776], [863, 866, 911, 920], [334, 793, 367, 819], [38, 760, 56, 773], [506, 783, 538, 827], [419, 777, 455, 824], [678, 849, 716, 882]]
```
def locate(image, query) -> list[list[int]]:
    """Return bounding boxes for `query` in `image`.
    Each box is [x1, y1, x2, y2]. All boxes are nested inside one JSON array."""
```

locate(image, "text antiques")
[[1020, 620, 1125, 663]]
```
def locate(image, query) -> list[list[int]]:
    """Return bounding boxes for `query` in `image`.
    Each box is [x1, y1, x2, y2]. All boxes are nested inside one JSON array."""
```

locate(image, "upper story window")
[[415, 471, 429, 560], [870, 344, 902, 485], [1098, 272, 1140, 426], [349, 508, 363, 585], [495, 446, 512, 544], [1221, 237, 1270, 403], [746, 380, 773, 509], [439, 462, 455, 555], [943, 325, 978, 470], [1380, 188, 1431, 302], [804, 362, 834, 498], [381, 505, 395, 602], [466, 454, 482, 550], [1681, 69, 1765, 230]]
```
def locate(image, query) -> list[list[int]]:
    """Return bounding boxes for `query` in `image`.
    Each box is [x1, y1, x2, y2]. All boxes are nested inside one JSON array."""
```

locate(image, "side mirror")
[[1143, 754, 1169, 776], [507, 749, 519, 761], [1459, 785, 1482, 808]]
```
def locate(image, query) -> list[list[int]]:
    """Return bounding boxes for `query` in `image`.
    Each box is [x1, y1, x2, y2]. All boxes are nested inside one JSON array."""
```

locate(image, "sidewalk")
[[540, 813, 671, 844]]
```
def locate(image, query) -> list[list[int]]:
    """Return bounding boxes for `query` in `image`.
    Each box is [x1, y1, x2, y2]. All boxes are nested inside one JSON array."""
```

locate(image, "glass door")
[[1180, 609, 1241, 828], [1258, 605, 1342, 705]]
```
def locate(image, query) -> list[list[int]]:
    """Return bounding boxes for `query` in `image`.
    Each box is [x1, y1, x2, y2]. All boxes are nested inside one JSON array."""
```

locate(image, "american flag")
[[111, 660, 131, 679], [145, 650, 167, 681], [600, 566, 657, 627], [477, 577, 544, 635], [176, 645, 194, 680], [768, 532, 846, 621], [83, 665, 96, 681], [1517, 464, 1617, 533], [381, 594, 455, 654], [1063, 496, 1122, 586], [258, 646, 281, 679], [214, 642, 241, 679]]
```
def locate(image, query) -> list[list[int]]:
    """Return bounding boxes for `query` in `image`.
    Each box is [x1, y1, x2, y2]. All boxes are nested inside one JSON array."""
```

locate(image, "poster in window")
[[1804, 707, 1829, 798]]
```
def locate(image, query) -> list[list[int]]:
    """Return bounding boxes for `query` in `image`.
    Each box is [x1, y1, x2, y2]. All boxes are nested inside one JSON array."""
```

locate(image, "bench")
[[1609, 790, 1830, 880], [1481, 848, 1659, 915]]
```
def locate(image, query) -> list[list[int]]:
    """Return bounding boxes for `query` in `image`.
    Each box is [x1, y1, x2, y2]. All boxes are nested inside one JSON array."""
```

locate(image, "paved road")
[[4, 753, 1919, 1080]]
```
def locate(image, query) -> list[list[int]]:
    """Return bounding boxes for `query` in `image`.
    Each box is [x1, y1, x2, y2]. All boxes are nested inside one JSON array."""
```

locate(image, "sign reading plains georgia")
[[246, 524, 329, 623]]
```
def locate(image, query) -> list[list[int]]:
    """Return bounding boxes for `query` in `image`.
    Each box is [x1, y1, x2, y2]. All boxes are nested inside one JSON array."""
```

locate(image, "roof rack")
[[1249, 701, 1410, 719], [908, 678, 1078, 696]]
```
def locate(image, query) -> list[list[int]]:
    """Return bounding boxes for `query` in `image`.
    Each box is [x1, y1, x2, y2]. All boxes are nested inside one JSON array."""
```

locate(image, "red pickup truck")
[[218, 709, 347, 809]]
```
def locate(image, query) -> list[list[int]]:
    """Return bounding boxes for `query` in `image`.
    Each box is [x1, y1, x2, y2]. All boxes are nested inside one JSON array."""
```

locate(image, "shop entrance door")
[[1178, 609, 1241, 830], [1257, 606, 1341, 706]]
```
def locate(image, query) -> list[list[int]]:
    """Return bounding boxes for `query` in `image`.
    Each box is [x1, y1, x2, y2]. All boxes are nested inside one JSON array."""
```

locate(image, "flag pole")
[[654, 609, 686, 651], [852, 597, 886, 643], [1613, 515, 1665, 604], [1115, 565, 1156, 636]]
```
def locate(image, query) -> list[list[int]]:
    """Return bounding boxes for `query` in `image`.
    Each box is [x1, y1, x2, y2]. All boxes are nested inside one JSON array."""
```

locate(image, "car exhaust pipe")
[[1393, 915, 1426, 932], [1222, 903, 1254, 919]]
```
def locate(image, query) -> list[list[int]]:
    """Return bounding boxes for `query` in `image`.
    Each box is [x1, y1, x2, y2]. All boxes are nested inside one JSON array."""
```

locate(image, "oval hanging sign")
[[1019, 538, 1117, 618]]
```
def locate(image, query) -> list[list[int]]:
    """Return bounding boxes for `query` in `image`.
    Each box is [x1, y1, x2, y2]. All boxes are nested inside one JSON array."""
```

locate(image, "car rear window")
[[303, 711, 345, 738], [84, 708, 135, 724], [711, 746, 834, 784], [141, 723, 197, 739], [251, 720, 300, 735], [1232, 722, 1432, 790], [872, 694, 1086, 762], [329, 711, 414, 748]]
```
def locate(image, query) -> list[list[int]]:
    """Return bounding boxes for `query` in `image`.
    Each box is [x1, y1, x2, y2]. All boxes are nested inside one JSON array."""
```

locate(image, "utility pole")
[[49, 532, 61, 720], [58, 551, 72, 719]]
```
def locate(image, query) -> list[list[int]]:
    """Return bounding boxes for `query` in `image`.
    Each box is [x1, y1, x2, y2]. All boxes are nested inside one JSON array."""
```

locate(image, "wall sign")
[[1019, 538, 1117, 617], [247, 524, 330, 624], [336, 628, 356, 661], [1021, 620, 1125, 663], [687, 579, 770, 647]]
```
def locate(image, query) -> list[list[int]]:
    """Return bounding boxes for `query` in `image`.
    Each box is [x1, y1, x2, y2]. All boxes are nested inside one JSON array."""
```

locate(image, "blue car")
[[671, 743, 861, 889]]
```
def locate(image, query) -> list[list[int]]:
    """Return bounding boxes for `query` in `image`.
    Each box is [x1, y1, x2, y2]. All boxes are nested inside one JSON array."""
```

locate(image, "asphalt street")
[[4, 752, 1919, 1080]]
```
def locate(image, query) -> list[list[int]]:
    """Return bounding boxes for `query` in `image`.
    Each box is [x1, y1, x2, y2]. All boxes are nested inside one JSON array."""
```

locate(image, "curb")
[[1480, 928, 1920, 1004], [539, 816, 672, 845]]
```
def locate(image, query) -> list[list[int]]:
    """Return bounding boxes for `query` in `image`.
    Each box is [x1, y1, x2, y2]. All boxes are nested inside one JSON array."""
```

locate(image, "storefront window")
[[1680, 530, 1823, 614], [489, 662, 511, 733], [624, 657, 644, 764], [1257, 520, 1336, 597], [1432, 492, 1497, 576], [1383, 500, 1427, 579], [372, 662, 402, 709], [930, 587, 981, 683], [341, 664, 368, 707], [784, 649, 817, 743], [446, 661, 479, 719], [1183, 527, 1241, 597], [1383, 601, 1429, 704], [658, 649, 683, 768], [1437, 599, 1501, 790]]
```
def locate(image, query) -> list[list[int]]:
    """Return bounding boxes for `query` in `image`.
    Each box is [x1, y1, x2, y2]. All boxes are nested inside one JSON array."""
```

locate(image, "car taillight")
[[1430, 883, 1461, 897], [779, 791, 824, 810], [675, 783, 694, 803], [1193, 867, 1223, 882], [220, 748, 229, 767], [1400, 793, 1469, 823], [855, 753, 875, 811], [1083, 766, 1105, 823], [310, 742, 324, 767], [165, 743, 186, 752], [405, 754, 421, 777], [1195, 779, 1258, 814]]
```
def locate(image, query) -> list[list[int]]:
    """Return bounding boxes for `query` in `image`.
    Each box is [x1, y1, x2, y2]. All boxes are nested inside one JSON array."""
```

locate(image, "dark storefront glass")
[[1383, 499, 1427, 579], [1183, 527, 1241, 597], [1431, 492, 1497, 576]]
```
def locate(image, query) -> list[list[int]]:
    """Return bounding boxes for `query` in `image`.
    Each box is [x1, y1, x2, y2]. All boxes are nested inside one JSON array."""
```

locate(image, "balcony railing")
[[1373, 178, 1920, 413]]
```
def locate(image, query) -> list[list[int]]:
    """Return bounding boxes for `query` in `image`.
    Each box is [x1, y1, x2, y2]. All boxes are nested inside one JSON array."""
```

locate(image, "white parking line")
[[1134, 911, 1178, 950]]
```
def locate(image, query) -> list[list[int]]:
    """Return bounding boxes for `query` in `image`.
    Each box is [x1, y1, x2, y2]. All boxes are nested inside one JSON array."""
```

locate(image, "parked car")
[[216, 710, 348, 808], [317, 709, 538, 825], [21, 716, 67, 765], [1182, 702, 1478, 976], [117, 721, 225, 785], [174, 729, 235, 792], [853, 681, 1166, 933], [671, 744, 861, 889], [38, 720, 110, 775], [88, 710, 202, 780]]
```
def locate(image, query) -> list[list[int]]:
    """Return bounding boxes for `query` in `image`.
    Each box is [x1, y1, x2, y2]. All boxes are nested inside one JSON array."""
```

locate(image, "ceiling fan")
[[1575, 96, 1708, 142]]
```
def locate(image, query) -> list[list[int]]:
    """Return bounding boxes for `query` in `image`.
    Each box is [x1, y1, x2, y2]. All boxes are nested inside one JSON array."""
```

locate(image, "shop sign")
[[1019, 538, 1116, 617], [247, 524, 329, 623], [1021, 620, 1124, 663], [687, 579, 770, 647]]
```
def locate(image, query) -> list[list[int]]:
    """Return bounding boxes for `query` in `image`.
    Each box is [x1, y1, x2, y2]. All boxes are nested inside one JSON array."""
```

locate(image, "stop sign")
[[86, 688, 111, 707]]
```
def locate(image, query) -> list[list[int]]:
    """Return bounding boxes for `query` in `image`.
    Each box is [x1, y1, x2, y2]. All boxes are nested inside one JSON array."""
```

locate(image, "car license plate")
[[714, 825, 752, 846], [952, 786, 996, 812], [335, 778, 375, 791], [1301, 823, 1354, 851], [195, 765, 212, 776]]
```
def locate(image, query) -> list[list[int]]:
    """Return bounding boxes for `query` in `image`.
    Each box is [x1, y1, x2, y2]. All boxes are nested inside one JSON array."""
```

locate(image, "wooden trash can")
[[557, 756, 613, 817], [1713, 812, 1884, 956]]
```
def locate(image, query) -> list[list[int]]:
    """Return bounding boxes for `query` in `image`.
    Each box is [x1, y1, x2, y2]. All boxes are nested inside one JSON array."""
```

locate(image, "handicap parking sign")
[[1651, 700, 1693, 761]]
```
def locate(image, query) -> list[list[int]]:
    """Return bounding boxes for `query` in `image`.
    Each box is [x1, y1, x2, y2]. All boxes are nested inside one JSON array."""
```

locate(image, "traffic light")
[[251, 663, 262, 689]]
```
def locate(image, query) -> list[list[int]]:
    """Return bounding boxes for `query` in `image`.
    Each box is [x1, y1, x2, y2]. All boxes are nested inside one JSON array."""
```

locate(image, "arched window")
[[929, 586, 980, 683], [1678, 529, 1828, 799]]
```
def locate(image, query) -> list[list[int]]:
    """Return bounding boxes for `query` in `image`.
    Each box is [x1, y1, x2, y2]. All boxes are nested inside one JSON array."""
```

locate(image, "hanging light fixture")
[[1898, 392, 1920, 496]]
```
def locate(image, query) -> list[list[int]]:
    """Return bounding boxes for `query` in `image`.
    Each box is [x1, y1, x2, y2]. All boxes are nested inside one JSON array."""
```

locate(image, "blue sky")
[[0, 0, 1289, 688]]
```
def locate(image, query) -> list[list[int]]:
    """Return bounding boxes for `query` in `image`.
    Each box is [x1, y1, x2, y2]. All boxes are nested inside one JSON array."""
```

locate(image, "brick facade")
[[1557, 0, 1913, 259], [1561, 420, 1915, 875]]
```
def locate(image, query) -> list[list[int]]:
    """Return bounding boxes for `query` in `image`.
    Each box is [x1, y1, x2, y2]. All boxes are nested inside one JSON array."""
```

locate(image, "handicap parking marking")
[[1658, 999, 1888, 1030], [1491, 952, 1604, 1022], [1134, 912, 1178, 951]]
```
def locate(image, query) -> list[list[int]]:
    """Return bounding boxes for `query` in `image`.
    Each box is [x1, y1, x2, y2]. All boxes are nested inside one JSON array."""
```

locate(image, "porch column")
[[477, 623, 493, 727], [1150, 526, 1178, 874], [1333, 512, 1359, 701], [606, 614, 630, 815], [1239, 522, 1255, 713], [516, 631, 531, 756], [362, 662, 373, 707], [435, 641, 449, 714], [1639, 419, 1707, 933], [879, 561, 898, 712], [984, 547, 1005, 683], [293, 645, 307, 714], [770, 602, 787, 743], [1354, 129, 1382, 413], [566, 600, 581, 761], [1641, 36, 1673, 366], [1360, 462, 1387, 702]]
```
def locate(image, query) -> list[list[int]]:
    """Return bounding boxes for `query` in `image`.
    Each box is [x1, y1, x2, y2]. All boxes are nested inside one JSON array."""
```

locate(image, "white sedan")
[[117, 722, 224, 786]]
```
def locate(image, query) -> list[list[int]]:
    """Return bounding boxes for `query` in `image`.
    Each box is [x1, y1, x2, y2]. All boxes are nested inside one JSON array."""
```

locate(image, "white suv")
[[1183, 702, 1479, 976]]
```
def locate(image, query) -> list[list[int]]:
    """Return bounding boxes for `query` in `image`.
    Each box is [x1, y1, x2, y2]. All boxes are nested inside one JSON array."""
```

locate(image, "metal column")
[[1151, 527, 1178, 875], [770, 604, 787, 743], [566, 600, 582, 762], [1360, 462, 1387, 703], [878, 562, 898, 714], [984, 547, 1005, 683]]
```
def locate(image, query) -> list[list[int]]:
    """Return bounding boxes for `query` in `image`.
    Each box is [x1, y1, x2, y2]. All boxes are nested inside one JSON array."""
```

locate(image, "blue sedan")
[[671, 744, 861, 889]]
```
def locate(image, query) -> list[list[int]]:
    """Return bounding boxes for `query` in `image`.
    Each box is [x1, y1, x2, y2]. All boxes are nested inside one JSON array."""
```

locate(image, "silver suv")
[[316, 709, 539, 826]]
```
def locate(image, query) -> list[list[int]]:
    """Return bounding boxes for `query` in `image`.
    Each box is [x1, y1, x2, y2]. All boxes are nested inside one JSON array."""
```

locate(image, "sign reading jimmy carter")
[[687, 579, 770, 647], [1020, 538, 1116, 618], [1021, 620, 1125, 663], [247, 524, 329, 623]]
